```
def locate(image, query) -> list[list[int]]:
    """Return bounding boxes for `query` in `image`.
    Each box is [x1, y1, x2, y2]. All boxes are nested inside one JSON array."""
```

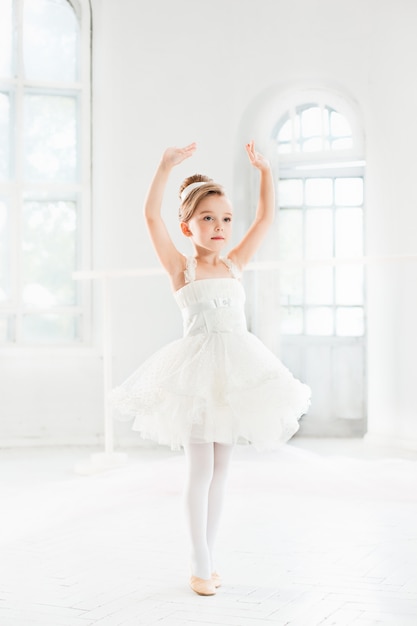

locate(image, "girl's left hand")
[[245, 140, 270, 171]]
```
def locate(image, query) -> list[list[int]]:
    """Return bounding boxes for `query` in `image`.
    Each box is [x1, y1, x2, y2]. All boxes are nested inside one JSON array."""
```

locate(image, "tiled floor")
[[1, 438, 417, 626]]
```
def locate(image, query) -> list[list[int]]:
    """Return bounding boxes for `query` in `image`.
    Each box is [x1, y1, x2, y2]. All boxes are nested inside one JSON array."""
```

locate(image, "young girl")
[[111, 141, 310, 596]]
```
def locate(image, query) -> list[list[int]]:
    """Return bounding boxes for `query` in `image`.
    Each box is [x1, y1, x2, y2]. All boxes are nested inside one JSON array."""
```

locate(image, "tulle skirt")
[[110, 331, 311, 451]]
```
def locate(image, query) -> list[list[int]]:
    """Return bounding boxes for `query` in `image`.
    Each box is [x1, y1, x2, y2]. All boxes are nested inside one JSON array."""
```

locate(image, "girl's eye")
[[203, 216, 213, 221], [224, 217, 231, 222]]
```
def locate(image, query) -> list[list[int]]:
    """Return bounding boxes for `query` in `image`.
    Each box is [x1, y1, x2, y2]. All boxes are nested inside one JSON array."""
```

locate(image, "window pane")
[[279, 179, 303, 207], [301, 106, 321, 138], [335, 266, 363, 305], [335, 209, 363, 257], [335, 178, 363, 206], [22, 313, 79, 343], [280, 268, 303, 305], [302, 137, 324, 152], [336, 307, 364, 336], [0, 199, 9, 301], [305, 209, 333, 259], [305, 178, 333, 206], [23, 0, 79, 82], [306, 267, 333, 305], [331, 137, 353, 150], [279, 210, 303, 259], [22, 200, 78, 308], [0, 93, 10, 181], [0, 0, 13, 77], [322, 107, 330, 136], [281, 307, 303, 335], [305, 307, 333, 335], [24, 94, 77, 182], [330, 111, 351, 137]]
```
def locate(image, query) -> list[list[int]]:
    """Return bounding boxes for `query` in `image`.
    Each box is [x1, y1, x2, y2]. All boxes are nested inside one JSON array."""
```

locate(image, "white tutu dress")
[[110, 257, 311, 450]]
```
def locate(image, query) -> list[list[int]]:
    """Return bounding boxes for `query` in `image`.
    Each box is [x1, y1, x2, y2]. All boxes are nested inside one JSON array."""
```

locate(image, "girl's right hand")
[[161, 143, 197, 168]]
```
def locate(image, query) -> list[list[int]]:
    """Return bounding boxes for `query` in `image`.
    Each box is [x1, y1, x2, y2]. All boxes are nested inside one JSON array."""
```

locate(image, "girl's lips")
[[211, 237, 224, 240]]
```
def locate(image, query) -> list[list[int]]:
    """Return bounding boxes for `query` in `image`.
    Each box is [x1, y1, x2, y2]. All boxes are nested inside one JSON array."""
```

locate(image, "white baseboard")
[[364, 432, 417, 453]]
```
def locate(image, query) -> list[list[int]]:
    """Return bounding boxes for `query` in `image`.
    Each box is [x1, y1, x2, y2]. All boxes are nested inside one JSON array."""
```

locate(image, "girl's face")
[[182, 195, 233, 251]]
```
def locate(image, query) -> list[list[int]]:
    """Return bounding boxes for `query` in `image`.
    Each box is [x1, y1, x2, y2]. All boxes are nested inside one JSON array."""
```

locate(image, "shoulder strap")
[[184, 256, 197, 283], [222, 257, 242, 279]]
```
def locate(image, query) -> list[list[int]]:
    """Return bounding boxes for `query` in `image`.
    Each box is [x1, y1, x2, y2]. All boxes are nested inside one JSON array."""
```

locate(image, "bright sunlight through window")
[[0, 0, 90, 345], [274, 102, 365, 337]]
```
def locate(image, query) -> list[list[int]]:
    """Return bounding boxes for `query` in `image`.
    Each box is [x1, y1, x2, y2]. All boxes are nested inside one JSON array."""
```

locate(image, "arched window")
[[0, 0, 91, 345], [272, 91, 366, 435]]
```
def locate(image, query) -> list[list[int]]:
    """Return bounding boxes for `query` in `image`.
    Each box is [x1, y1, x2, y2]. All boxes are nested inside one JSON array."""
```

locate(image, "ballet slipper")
[[190, 575, 216, 596], [211, 571, 221, 588]]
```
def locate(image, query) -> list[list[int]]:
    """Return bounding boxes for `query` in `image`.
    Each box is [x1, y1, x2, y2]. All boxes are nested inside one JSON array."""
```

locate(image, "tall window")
[[0, 0, 90, 345], [272, 94, 366, 433], [274, 102, 365, 338]]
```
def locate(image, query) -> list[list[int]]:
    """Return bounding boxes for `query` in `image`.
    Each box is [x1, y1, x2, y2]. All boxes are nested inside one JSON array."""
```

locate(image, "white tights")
[[183, 442, 234, 580]]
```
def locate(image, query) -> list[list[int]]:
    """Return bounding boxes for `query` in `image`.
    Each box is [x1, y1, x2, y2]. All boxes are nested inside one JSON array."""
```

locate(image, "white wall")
[[2, 0, 417, 449]]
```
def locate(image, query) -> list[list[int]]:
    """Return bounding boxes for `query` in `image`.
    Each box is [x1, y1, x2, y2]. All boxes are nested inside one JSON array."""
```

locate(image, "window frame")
[[271, 88, 365, 166], [0, 0, 92, 350]]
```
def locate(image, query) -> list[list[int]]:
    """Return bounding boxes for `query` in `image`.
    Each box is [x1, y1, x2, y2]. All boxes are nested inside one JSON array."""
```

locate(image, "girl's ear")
[[180, 222, 192, 237]]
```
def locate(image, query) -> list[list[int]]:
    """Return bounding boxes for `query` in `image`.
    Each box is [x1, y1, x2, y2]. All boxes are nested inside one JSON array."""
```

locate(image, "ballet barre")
[[72, 253, 417, 473]]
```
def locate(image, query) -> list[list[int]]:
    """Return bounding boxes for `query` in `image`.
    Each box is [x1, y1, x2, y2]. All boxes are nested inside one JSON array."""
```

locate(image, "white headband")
[[180, 181, 210, 202]]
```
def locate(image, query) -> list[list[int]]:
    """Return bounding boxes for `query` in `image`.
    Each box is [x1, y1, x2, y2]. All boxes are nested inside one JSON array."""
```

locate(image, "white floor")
[[1, 438, 417, 626]]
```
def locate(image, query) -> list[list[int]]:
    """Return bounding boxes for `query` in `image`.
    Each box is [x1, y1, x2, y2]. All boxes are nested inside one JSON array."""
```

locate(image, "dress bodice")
[[174, 257, 247, 337]]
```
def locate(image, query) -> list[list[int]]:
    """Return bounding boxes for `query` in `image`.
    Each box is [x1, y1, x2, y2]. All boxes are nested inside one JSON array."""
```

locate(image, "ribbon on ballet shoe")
[[211, 571, 221, 588]]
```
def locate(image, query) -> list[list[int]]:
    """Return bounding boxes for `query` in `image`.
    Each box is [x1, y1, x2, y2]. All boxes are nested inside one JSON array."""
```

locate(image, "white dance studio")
[[1, 1, 417, 625]]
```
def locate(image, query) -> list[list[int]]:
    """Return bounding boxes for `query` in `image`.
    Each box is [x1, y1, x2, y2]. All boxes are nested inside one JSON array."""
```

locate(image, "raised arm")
[[228, 141, 275, 269], [144, 143, 196, 277]]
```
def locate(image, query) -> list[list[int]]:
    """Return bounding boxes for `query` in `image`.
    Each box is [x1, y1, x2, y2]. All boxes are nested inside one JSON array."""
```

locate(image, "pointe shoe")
[[190, 575, 216, 596], [211, 571, 221, 588]]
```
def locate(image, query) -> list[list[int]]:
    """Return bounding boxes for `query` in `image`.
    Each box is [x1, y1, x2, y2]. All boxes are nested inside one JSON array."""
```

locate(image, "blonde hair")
[[179, 174, 225, 222]]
